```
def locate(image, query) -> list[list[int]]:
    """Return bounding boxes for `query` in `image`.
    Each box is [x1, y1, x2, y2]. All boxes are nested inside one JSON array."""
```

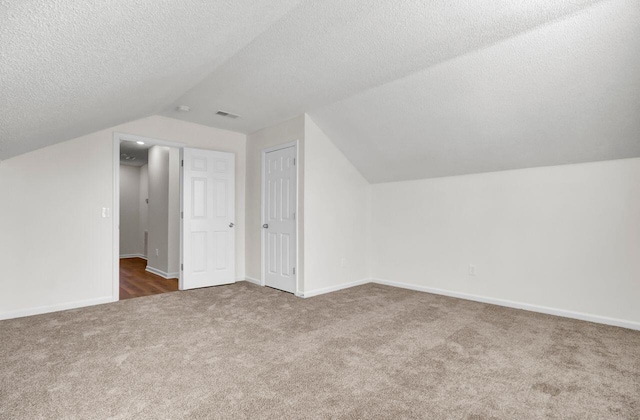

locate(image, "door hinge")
[[293, 158, 296, 166], [181, 159, 184, 167], [293, 267, 296, 275], [293, 211, 296, 220], [181, 211, 184, 219], [181, 263, 183, 271]]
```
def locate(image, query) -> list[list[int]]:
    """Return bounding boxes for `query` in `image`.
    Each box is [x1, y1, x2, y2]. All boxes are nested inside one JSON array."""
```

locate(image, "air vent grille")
[[216, 110, 240, 119]]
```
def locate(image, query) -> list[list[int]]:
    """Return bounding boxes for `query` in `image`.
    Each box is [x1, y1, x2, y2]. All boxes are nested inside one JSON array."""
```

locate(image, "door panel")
[[182, 148, 235, 290], [263, 145, 297, 293]]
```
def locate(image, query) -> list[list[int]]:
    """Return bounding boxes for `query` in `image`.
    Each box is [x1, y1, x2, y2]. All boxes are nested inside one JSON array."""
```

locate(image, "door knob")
[[262, 224, 268, 229], [229, 223, 234, 228]]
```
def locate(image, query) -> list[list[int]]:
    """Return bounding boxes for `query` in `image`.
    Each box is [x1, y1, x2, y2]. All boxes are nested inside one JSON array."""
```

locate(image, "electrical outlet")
[[155, 249, 159, 257], [469, 264, 476, 276], [101, 207, 110, 218]]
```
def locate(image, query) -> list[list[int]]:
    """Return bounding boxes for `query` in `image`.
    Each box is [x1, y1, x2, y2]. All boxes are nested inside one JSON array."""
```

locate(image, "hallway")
[[119, 258, 178, 300]]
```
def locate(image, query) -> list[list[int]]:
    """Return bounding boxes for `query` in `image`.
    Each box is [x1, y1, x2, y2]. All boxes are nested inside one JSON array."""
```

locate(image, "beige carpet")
[[1, 283, 638, 419]]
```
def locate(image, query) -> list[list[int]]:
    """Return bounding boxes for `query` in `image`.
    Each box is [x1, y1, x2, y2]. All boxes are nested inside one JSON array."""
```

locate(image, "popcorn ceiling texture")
[[165, 0, 605, 135], [1, 0, 639, 181], [0, 0, 302, 159], [310, 0, 640, 182]]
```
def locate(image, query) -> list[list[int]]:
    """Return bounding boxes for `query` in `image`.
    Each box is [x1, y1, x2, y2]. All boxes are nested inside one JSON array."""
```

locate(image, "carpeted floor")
[[1, 283, 638, 419]]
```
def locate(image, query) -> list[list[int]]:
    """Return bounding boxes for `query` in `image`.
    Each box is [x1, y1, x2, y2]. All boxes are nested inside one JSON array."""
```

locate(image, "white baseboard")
[[120, 254, 147, 260], [0, 296, 114, 321], [5, 276, 634, 331], [145, 266, 179, 279], [299, 278, 370, 298], [242, 276, 263, 286], [371, 278, 640, 331]]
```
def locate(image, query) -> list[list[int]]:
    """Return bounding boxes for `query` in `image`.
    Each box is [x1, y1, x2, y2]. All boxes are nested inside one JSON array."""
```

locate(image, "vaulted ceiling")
[[0, 0, 303, 159], [2, 0, 639, 182]]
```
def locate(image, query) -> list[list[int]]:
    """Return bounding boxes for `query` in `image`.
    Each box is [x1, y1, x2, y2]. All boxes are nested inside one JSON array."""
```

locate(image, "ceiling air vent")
[[216, 110, 240, 119]]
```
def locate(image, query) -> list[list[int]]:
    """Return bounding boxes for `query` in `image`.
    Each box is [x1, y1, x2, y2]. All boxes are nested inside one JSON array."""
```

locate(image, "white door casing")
[[262, 144, 297, 293], [182, 148, 235, 290]]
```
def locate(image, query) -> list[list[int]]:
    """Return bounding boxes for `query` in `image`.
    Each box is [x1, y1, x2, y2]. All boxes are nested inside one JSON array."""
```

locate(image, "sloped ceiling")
[[311, 0, 640, 182], [2, 0, 639, 182], [0, 0, 303, 159]]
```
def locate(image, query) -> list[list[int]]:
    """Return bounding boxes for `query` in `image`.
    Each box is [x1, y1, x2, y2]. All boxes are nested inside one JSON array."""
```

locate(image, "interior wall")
[[147, 146, 172, 275], [0, 115, 246, 319], [3, 109, 637, 330], [139, 164, 149, 257], [0, 134, 114, 317], [119, 164, 142, 256], [303, 116, 370, 295], [370, 158, 640, 327], [245, 115, 305, 291], [167, 148, 181, 275]]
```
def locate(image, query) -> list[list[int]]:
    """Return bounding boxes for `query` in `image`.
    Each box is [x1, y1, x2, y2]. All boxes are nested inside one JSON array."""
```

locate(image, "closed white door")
[[182, 148, 235, 290], [263, 145, 297, 293]]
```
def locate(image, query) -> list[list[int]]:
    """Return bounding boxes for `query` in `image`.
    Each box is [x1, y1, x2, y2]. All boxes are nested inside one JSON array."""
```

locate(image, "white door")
[[263, 145, 297, 293], [182, 148, 235, 290]]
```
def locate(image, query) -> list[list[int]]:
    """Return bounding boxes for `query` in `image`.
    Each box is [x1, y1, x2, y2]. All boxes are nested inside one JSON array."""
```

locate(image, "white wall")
[[3, 110, 637, 330], [303, 116, 370, 295], [147, 146, 172, 275], [119, 164, 142, 256], [167, 148, 181, 275], [370, 158, 640, 327], [244, 115, 370, 296], [0, 115, 246, 319], [0, 134, 114, 317], [245, 115, 305, 289], [139, 164, 149, 257]]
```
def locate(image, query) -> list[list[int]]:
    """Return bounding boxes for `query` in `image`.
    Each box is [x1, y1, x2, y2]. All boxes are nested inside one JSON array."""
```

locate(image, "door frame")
[[112, 132, 185, 301], [261, 140, 301, 295]]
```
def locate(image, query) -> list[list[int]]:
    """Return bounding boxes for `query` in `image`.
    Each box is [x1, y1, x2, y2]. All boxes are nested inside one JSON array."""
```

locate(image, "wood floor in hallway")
[[119, 257, 178, 300]]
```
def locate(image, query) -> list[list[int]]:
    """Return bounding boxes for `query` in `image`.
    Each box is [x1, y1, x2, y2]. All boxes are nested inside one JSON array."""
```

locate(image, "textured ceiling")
[[0, 0, 303, 159], [2, 0, 639, 182], [310, 0, 640, 182], [161, 0, 603, 133]]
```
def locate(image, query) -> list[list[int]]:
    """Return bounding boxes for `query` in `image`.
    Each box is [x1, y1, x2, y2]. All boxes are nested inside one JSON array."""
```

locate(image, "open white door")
[[263, 144, 297, 294], [181, 148, 235, 290]]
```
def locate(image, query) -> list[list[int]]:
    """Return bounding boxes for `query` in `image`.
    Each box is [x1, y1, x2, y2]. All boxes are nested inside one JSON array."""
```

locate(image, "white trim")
[[371, 278, 640, 331], [178, 147, 184, 290], [243, 276, 263, 286], [119, 254, 147, 260], [299, 278, 370, 298], [262, 141, 299, 154], [145, 266, 179, 279], [112, 134, 120, 301], [113, 132, 186, 302], [261, 140, 300, 293], [0, 296, 114, 321]]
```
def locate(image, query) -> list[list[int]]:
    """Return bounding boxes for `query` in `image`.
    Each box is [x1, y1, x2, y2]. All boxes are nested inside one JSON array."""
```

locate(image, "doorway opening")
[[113, 132, 237, 301], [118, 138, 181, 299]]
